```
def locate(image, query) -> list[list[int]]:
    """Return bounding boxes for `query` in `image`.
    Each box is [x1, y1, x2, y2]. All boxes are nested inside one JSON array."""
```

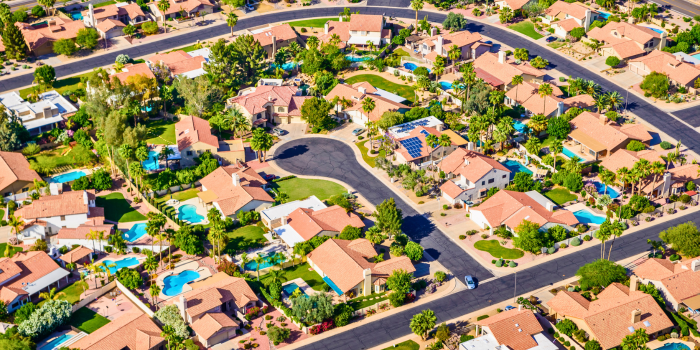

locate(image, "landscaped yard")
[[383, 340, 420, 350], [474, 240, 524, 259], [26, 145, 95, 171], [19, 71, 95, 98], [0, 243, 23, 256], [356, 140, 386, 168], [284, 17, 336, 27], [508, 20, 544, 40], [548, 42, 566, 49], [349, 292, 389, 311], [544, 187, 577, 205], [70, 307, 110, 333], [344, 74, 415, 103], [224, 225, 266, 255], [155, 188, 200, 204], [270, 178, 346, 201], [259, 263, 326, 291], [145, 119, 177, 145], [38, 280, 88, 307], [96, 193, 147, 223], [394, 48, 411, 57]]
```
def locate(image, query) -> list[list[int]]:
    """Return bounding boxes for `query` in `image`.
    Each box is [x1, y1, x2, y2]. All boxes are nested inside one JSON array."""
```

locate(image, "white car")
[[465, 275, 476, 289]]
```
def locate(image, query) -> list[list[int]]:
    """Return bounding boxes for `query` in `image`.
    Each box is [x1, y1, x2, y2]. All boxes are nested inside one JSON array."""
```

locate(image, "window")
[[278, 107, 284, 112], [502, 175, 507, 179], [589, 149, 595, 156], [60, 215, 66, 220], [481, 181, 485, 185], [488, 178, 495, 184], [187, 151, 193, 156], [257, 113, 262, 119]]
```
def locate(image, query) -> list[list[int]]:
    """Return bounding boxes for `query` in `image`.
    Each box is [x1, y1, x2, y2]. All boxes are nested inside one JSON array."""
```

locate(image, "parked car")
[[504, 305, 516, 311], [272, 128, 286, 136], [546, 36, 557, 43], [352, 128, 364, 136], [465, 275, 476, 289], [263, 174, 277, 181]]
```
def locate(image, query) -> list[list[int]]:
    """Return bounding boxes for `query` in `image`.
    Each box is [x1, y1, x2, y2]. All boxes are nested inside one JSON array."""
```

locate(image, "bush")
[[104, 245, 113, 253], [142, 22, 159, 35], [459, 235, 466, 240], [670, 254, 681, 261], [570, 237, 581, 246], [22, 144, 41, 156], [548, 247, 556, 254], [31, 5, 45, 17], [583, 235, 591, 241], [560, 243, 568, 248], [509, 261, 516, 267], [476, 315, 489, 321], [605, 56, 620, 67], [659, 141, 674, 150], [389, 291, 405, 307], [626, 140, 646, 151], [495, 259, 503, 267], [481, 234, 488, 239]]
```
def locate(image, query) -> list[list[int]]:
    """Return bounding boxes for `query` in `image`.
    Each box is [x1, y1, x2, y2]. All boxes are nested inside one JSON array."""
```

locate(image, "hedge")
[[272, 175, 296, 183], [476, 315, 489, 321]]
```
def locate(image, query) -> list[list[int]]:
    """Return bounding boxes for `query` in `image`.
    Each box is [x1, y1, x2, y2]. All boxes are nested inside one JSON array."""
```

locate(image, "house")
[[58, 245, 94, 268], [495, 0, 535, 11], [326, 82, 409, 126], [638, 164, 700, 198], [417, 28, 491, 64], [175, 115, 245, 166], [307, 238, 416, 297], [473, 51, 546, 90], [82, 3, 150, 39], [543, 1, 600, 35], [260, 195, 327, 228], [147, 49, 211, 79], [197, 165, 274, 220], [547, 282, 674, 350], [599, 149, 664, 173], [633, 258, 700, 312], [227, 85, 311, 125], [274, 205, 365, 248], [110, 63, 157, 84], [171, 273, 258, 323], [70, 311, 165, 350], [394, 125, 458, 166], [587, 22, 666, 60], [56, 217, 120, 253], [249, 24, 299, 58], [15, 190, 103, 238], [505, 82, 596, 116], [567, 112, 652, 161], [629, 50, 700, 91], [469, 190, 578, 235], [319, 14, 391, 49], [0, 251, 70, 312], [438, 148, 511, 204], [191, 312, 239, 347], [387, 116, 444, 138], [16, 18, 85, 56], [0, 90, 78, 135], [149, 0, 215, 22], [0, 151, 42, 197], [462, 308, 557, 350]]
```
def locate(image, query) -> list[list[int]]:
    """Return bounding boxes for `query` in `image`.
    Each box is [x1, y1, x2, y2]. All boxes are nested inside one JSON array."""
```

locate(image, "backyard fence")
[[116, 280, 155, 317], [72, 280, 117, 312]]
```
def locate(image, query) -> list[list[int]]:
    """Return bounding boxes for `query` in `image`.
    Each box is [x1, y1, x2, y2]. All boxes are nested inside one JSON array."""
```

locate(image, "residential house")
[[587, 22, 666, 60], [260, 195, 327, 228], [438, 148, 511, 205], [191, 312, 239, 347], [57, 245, 94, 268], [319, 14, 391, 49], [469, 190, 579, 235], [599, 149, 664, 173], [638, 163, 700, 198], [16, 18, 85, 56], [633, 258, 700, 312], [543, 1, 600, 36], [227, 85, 311, 125], [0, 251, 70, 312], [175, 115, 245, 166], [394, 125, 458, 166], [462, 308, 558, 350], [0, 90, 78, 135], [197, 165, 274, 220], [274, 205, 365, 248], [325, 82, 410, 126], [15, 190, 103, 240], [249, 24, 299, 58], [70, 311, 165, 350], [547, 282, 674, 350], [567, 112, 652, 161], [147, 49, 211, 79], [417, 28, 491, 65], [82, 3, 150, 39], [388, 117, 467, 147], [473, 51, 546, 90], [0, 151, 42, 197], [149, 0, 215, 22], [629, 50, 700, 92], [307, 238, 416, 297], [56, 218, 125, 253], [110, 63, 157, 84], [505, 82, 596, 116], [495, 0, 535, 11]]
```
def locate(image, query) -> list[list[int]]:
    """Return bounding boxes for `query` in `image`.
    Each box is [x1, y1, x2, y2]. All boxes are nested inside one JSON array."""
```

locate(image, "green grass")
[[344, 74, 415, 103], [93, 0, 116, 7], [19, 71, 95, 99], [543, 188, 577, 205], [38, 280, 88, 307], [96, 192, 147, 223], [383, 340, 420, 350], [26, 145, 94, 170], [355, 140, 386, 168], [0, 243, 23, 256], [474, 240, 525, 259], [224, 225, 266, 255], [349, 292, 389, 311], [145, 119, 177, 145], [548, 42, 566, 49], [508, 20, 544, 40], [394, 48, 411, 57], [0, 209, 4, 220], [284, 17, 336, 28], [155, 188, 200, 204], [259, 263, 326, 291], [270, 178, 346, 201], [70, 307, 110, 333]]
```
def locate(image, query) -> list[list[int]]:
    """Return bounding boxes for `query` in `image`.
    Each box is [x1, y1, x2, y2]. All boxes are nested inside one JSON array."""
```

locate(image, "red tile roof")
[[439, 148, 511, 183], [57, 217, 114, 240], [175, 115, 219, 151], [327, 84, 409, 122], [569, 112, 633, 151], [348, 14, 383, 32], [71, 311, 164, 350], [15, 190, 95, 220], [17, 18, 85, 51], [167, 275, 258, 318], [252, 24, 298, 47], [630, 50, 700, 86], [419, 30, 484, 52], [228, 86, 309, 118], [198, 166, 273, 216], [600, 149, 664, 173], [96, 18, 125, 33], [396, 126, 453, 162], [0, 251, 65, 303], [110, 63, 156, 84], [473, 52, 545, 88], [471, 190, 578, 228], [440, 180, 465, 199], [476, 309, 544, 350], [0, 151, 41, 193], [59, 245, 94, 263], [153, 0, 214, 15], [191, 312, 239, 340], [286, 205, 364, 240]]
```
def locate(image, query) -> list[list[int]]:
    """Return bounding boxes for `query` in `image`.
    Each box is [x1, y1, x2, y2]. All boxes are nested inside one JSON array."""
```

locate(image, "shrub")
[[459, 235, 466, 240], [605, 56, 620, 67], [555, 318, 578, 336], [495, 259, 503, 267], [560, 243, 568, 248], [476, 315, 489, 321], [434, 271, 446, 282], [509, 261, 516, 267], [22, 144, 41, 156], [142, 21, 159, 35], [104, 246, 113, 253], [31, 5, 45, 16], [659, 141, 674, 150], [564, 341, 571, 346], [548, 247, 556, 254], [670, 254, 681, 261], [570, 237, 581, 246], [481, 234, 489, 239], [132, 247, 140, 253], [17, 300, 72, 338], [583, 235, 591, 241]]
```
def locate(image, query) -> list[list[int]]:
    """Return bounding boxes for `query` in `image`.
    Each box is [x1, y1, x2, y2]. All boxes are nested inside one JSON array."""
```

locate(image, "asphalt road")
[[646, 0, 700, 17], [273, 137, 700, 350]]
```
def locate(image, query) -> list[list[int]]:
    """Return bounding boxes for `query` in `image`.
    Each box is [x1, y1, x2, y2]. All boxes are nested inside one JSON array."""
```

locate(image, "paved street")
[[273, 137, 700, 350]]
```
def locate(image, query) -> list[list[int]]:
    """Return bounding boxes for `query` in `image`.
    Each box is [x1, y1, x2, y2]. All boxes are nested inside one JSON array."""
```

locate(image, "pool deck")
[[173, 198, 210, 225], [37, 330, 79, 350], [566, 203, 607, 226], [282, 278, 318, 297], [234, 242, 289, 272], [155, 259, 212, 300]]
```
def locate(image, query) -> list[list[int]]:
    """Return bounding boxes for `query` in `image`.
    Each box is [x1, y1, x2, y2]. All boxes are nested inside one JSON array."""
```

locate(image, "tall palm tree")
[[157, 0, 170, 27], [426, 134, 439, 164], [617, 167, 632, 195], [226, 11, 238, 37], [160, 146, 175, 170], [551, 142, 563, 172], [150, 284, 161, 310], [39, 287, 66, 301], [164, 229, 176, 270], [448, 45, 461, 65], [648, 161, 665, 198], [599, 168, 616, 195], [438, 134, 451, 161], [144, 255, 158, 286], [665, 152, 677, 170], [254, 256, 265, 281], [266, 269, 286, 285], [606, 220, 625, 260], [537, 83, 553, 116], [528, 115, 548, 135], [597, 219, 613, 259], [411, 0, 424, 34], [459, 63, 476, 113], [511, 75, 523, 108], [433, 57, 445, 82], [362, 98, 376, 123], [8, 215, 23, 243], [32, 179, 48, 196], [633, 159, 651, 196]]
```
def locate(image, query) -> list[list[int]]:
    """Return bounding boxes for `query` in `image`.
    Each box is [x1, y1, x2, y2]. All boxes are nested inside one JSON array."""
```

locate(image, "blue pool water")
[[42, 333, 74, 350], [598, 11, 611, 19], [514, 120, 526, 133], [692, 53, 700, 60], [178, 204, 204, 223], [283, 282, 303, 295], [49, 170, 87, 183], [140, 105, 153, 112], [122, 223, 147, 242], [645, 27, 665, 34], [562, 147, 586, 163], [101, 257, 139, 275], [244, 252, 279, 271], [403, 62, 430, 72], [163, 270, 200, 296], [272, 62, 298, 71], [142, 151, 160, 171], [655, 343, 690, 350], [500, 160, 533, 180], [346, 55, 373, 62], [573, 209, 607, 225], [70, 11, 83, 20], [439, 81, 453, 90], [593, 181, 620, 199]]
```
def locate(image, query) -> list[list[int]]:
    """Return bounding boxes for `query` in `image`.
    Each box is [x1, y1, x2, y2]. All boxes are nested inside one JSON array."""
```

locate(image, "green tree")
[[2, 23, 28, 60], [91, 168, 113, 190], [659, 221, 700, 257], [300, 97, 333, 129], [76, 28, 99, 49], [513, 220, 543, 253], [605, 56, 621, 67], [231, 34, 266, 84], [339, 225, 362, 240], [514, 48, 529, 61], [626, 140, 646, 151], [512, 172, 539, 192], [142, 21, 159, 35], [250, 128, 274, 162], [374, 198, 403, 237], [569, 27, 586, 39], [621, 329, 650, 350], [405, 241, 424, 261], [547, 116, 571, 140], [640, 71, 669, 99], [442, 12, 467, 31], [585, 340, 602, 350], [123, 24, 136, 37], [33, 65, 56, 91], [267, 325, 291, 345], [116, 266, 143, 289], [575, 259, 627, 289], [38, 0, 55, 15], [410, 309, 437, 340], [173, 225, 203, 255], [411, 0, 424, 34], [173, 75, 223, 117], [365, 226, 386, 244], [387, 269, 412, 294], [555, 318, 578, 336], [290, 293, 334, 324], [53, 38, 78, 56], [499, 7, 514, 23]]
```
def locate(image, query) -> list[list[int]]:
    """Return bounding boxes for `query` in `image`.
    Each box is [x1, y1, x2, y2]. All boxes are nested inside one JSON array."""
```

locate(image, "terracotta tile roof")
[[0, 251, 64, 296], [148, 50, 192, 65], [396, 126, 453, 162], [59, 246, 94, 263], [609, 40, 646, 59], [650, 259, 700, 304], [633, 258, 677, 280], [473, 53, 545, 88], [154, 0, 214, 15], [502, 0, 533, 10], [569, 112, 630, 151], [167, 56, 206, 75], [110, 63, 156, 84], [600, 149, 664, 173], [198, 166, 273, 216], [0, 287, 25, 304], [556, 18, 583, 32], [439, 148, 511, 183], [440, 180, 465, 199], [630, 50, 700, 86], [545, 1, 595, 19], [471, 190, 578, 229], [119, 3, 146, 19], [474, 67, 505, 87], [0, 151, 41, 193], [0, 259, 23, 285], [348, 14, 383, 32], [96, 18, 125, 33], [168, 275, 258, 317], [588, 22, 659, 58], [548, 283, 673, 350], [17, 18, 85, 51], [352, 82, 377, 94], [57, 217, 114, 241], [318, 21, 351, 44], [563, 94, 596, 109], [252, 24, 298, 47], [15, 190, 94, 220], [306, 239, 415, 293], [476, 309, 543, 350], [227, 86, 310, 118], [505, 82, 564, 116], [616, 124, 652, 143], [175, 115, 218, 151], [286, 205, 364, 241], [191, 313, 239, 340], [419, 30, 484, 52], [328, 84, 409, 122], [90, 3, 145, 20], [71, 311, 164, 350]]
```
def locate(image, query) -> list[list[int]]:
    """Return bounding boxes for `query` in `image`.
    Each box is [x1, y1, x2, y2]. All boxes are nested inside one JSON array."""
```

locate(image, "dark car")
[[263, 174, 277, 181], [546, 36, 557, 42]]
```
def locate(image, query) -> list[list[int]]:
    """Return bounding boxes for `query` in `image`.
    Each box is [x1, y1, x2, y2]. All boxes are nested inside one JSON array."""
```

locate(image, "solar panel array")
[[420, 130, 438, 147], [394, 119, 431, 134], [400, 137, 423, 158]]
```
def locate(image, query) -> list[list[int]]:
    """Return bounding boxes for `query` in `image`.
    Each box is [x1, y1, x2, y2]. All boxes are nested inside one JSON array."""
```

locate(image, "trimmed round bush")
[[583, 235, 592, 241], [509, 261, 516, 267], [459, 235, 467, 240], [548, 247, 556, 254], [495, 259, 503, 267], [560, 243, 568, 249], [659, 141, 674, 150], [570, 237, 581, 246]]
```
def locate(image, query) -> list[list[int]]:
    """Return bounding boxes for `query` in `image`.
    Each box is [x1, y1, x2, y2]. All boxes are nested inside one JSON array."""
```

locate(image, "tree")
[[53, 38, 78, 56], [626, 140, 646, 151], [569, 27, 586, 40], [267, 325, 291, 345], [250, 128, 274, 162], [605, 56, 621, 68], [512, 172, 538, 192], [173, 225, 203, 255], [290, 293, 334, 324], [538, 83, 554, 116], [149, 284, 161, 309], [411, 0, 424, 34], [76, 28, 99, 49], [659, 222, 700, 257], [300, 97, 333, 129], [116, 267, 143, 289], [31, 5, 45, 17], [142, 21, 159, 35], [123, 24, 136, 37], [8, 214, 23, 243], [555, 318, 578, 336], [575, 259, 627, 289], [547, 116, 571, 140], [640, 71, 668, 99], [157, 0, 170, 26], [339, 225, 362, 240], [38, 287, 65, 301], [374, 198, 403, 237], [17, 300, 71, 338], [514, 48, 529, 61], [387, 268, 413, 295], [405, 241, 424, 261], [410, 309, 437, 340], [2, 23, 28, 60], [513, 220, 543, 253], [154, 305, 189, 338], [443, 12, 467, 31], [33, 65, 56, 91], [14, 303, 37, 324], [585, 340, 602, 350], [621, 329, 650, 350], [365, 226, 386, 244], [91, 168, 113, 190], [173, 75, 223, 116], [500, 7, 514, 23]]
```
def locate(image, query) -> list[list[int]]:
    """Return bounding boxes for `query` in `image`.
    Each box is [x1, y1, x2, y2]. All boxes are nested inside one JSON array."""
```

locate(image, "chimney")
[[545, 202, 553, 212], [467, 142, 475, 151], [599, 114, 607, 125], [630, 275, 638, 292], [584, 9, 592, 31], [498, 51, 506, 64], [518, 304, 523, 311], [362, 268, 372, 297], [430, 27, 437, 37], [464, 158, 470, 166], [178, 296, 187, 321], [557, 101, 564, 116], [339, 15, 343, 22], [436, 36, 443, 56], [83, 191, 88, 205], [660, 31, 667, 50], [268, 95, 272, 102], [358, 86, 366, 94], [271, 35, 276, 57], [661, 172, 672, 197], [232, 173, 240, 187], [631, 309, 641, 324], [692, 259, 700, 272], [324, 22, 329, 34], [89, 4, 95, 27]]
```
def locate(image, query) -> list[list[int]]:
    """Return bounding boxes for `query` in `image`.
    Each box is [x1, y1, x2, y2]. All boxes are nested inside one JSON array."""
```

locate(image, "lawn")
[[155, 188, 200, 204], [355, 140, 386, 168], [38, 280, 88, 307], [548, 42, 566, 49], [344, 74, 415, 103], [284, 17, 336, 28], [270, 178, 346, 201], [260, 263, 326, 291], [145, 119, 177, 145], [474, 240, 525, 259], [393, 48, 411, 57], [19, 71, 95, 99], [544, 187, 577, 205], [26, 145, 95, 170], [96, 193, 147, 223], [0, 243, 23, 257], [383, 340, 420, 350], [508, 20, 544, 40], [349, 292, 389, 311], [224, 225, 266, 255], [70, 307, 110, 333], [93, 0, 116, 7]]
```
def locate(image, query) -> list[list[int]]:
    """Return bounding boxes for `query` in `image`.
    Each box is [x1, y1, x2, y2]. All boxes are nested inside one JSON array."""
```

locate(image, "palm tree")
[[537, 83, 553, 116], [8, 215, 23, 243], [563, 156, 583, 173], [306, 36, 320, 49], [438, 134, 451, 161], [144, 255, 158, 286], [606, 220, 625, 260], [226, 12, 238, 37], [157, 0, 170, 27], [362, 97, 376, 123], [164, 229, 176, 270], [267, 269, 286, 285], [551, 142, 563, 172], [459, 63, 476, 113], [155, 232, 167, 268], [118, 144, 134, 179], [665, 152, 677, 170], [599, 168, 616, 195], [433, 58, 445, 81], [254, 256, 265, 281], [32, 179, 48, 196], [86, 229, 99, 253], [160, 146, 175, 169], [606, 91, 624, 112], [411, 0, 424, 34], [425, 134, 438, 165], [150, 284, 161, 310], [275, 252, 287, 269], [528, 115, 548, 135], [596, 219, 613, 259], [633, 159, 651, 196], [240, 253, 250, 271], [617, 167, 632, 194], [511, 75, 523, 108], [39, 287, 66, 301], [648, 161, 665, 198], [448, 45, 461, 65]]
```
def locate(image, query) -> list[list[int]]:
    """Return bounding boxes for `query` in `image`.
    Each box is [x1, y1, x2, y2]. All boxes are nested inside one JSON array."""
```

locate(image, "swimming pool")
[[573, 209, 606, 225], [178, 204, 204, 223], [645, 27, 665, 34], [49, 170, 87, 183], [41, 333, 74, 350], [403, 62, 430, 72], [272, 62, 298, 70], [562, 147, 586, 163], [654, 343, 690, 350], [439, 81, 453, 90], [244, 252, 279, 271], [122, 223, 147, 242], [142, 151, 160, 171], [163, 270, 200, 296], [514, 120, 526, 133], [693, 53, 700, 60], [346, 55, 373, 62], [597, 11, 611, 19], [500, 160, 533, 180], [593, 181, 620, 199], [101, 257, 139, 275], [70, 11, 83, 20], [282, 282, 303, 296]]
